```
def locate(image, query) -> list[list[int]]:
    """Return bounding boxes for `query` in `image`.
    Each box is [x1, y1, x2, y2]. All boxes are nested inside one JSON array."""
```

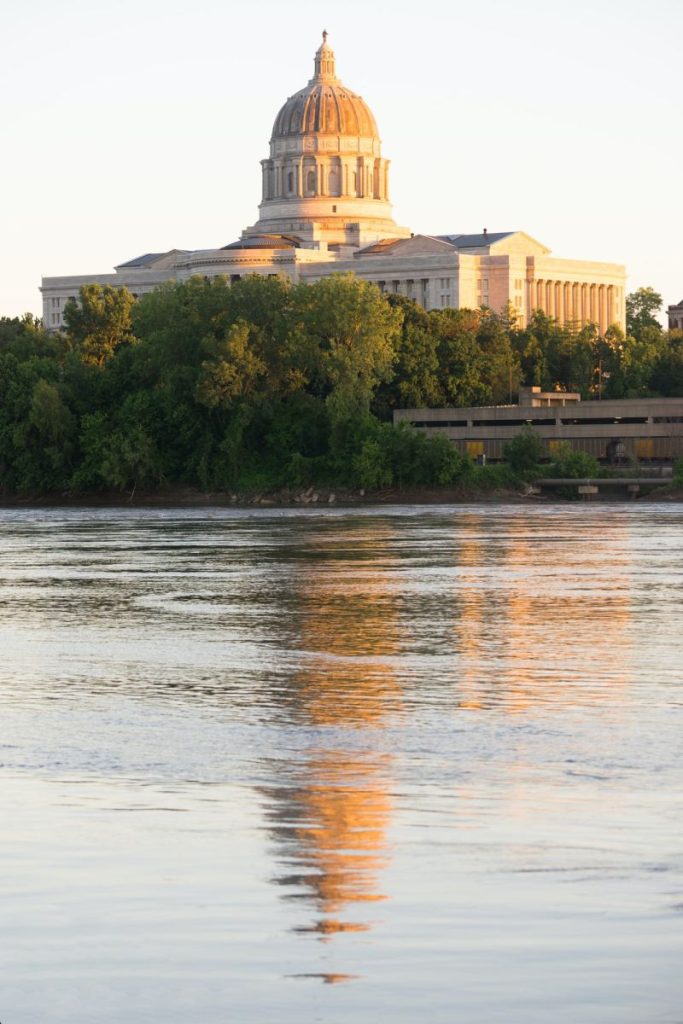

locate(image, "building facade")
[[41, 33, 627, 335], [394, 388, 683, 462], [668, 300, 683, 331]]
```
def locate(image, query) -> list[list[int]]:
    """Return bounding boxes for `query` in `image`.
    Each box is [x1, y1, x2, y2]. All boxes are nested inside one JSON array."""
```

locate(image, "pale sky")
[[1, 0, 681, 320]]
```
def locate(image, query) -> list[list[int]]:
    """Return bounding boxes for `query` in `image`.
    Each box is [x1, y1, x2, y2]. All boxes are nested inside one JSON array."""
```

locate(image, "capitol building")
[[42, 33, 626, 334]]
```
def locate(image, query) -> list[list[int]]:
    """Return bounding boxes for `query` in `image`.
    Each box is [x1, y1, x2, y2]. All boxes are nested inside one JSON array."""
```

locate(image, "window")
[[287, 171, 294, 192], [411, 420, 467, 428], [332, 204, 337, 213], [561, 416, 648, 425], [307, 170, 316, 193]]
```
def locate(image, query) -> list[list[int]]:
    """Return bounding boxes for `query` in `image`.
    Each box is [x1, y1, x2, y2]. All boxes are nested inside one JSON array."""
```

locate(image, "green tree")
[[502, 425, 545, 476], [292, 275, 402, 420], [548, 441, 598, 478], [64, 284, 136, 366], [626, 287, 663, 341]]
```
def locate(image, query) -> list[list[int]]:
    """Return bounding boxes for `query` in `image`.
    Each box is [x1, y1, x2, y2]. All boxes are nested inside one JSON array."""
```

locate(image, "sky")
[[1, 0, 681, 320]]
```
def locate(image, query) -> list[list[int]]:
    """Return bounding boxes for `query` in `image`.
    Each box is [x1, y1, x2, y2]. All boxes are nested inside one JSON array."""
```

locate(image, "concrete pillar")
[[607, 285, 614, 327], [557, 282, 565, 324]]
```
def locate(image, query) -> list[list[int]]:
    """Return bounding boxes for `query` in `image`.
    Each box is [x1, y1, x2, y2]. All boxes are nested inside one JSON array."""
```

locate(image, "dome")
[[271, 32, 378, 139], [242, 32, 411, 251]]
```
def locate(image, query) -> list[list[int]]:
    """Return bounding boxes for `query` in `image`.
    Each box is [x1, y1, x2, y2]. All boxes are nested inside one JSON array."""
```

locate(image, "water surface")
[[1, 505, 682, 1023]]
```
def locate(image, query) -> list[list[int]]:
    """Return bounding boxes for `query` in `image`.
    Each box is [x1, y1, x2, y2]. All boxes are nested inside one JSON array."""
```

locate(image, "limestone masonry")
[[42, 33, 627, 335]]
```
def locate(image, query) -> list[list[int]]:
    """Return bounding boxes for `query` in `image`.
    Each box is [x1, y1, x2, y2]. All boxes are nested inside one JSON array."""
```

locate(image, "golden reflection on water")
[[454, 514, 633, 712], [264, 524, 402, 949]]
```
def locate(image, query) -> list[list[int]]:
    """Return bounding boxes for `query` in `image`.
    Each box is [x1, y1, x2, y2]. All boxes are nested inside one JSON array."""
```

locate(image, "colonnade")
[[262, 155, 389, 202], [529, 279, 619, 334]]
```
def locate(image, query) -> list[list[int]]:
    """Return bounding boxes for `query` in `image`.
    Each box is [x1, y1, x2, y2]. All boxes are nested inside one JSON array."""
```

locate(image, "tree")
[[626, 287, 663, 341], [502, 425, 545, 476], [64, 284, 136, 366], [292, 274, 402, 420], [548, 441, 598, 479]]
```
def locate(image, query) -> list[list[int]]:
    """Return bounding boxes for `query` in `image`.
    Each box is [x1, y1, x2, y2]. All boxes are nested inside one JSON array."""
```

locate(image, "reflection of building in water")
[[263, 522, 402, 943], [453, 514, 632, 712]]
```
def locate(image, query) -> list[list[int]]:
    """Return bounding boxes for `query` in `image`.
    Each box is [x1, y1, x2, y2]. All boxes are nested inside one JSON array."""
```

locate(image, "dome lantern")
[[312, 30, 337, 82]]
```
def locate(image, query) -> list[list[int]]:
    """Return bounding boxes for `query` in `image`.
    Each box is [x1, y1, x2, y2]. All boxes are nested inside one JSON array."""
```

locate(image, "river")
[[0, 505, 682, 1023]]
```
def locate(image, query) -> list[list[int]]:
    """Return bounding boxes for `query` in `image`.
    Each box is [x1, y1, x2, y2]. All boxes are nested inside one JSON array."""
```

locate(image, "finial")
[[322, 29, 328, 43]]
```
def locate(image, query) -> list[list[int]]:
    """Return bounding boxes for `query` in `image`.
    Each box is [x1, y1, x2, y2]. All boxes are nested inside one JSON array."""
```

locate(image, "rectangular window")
[[411, 420, 467, 428]]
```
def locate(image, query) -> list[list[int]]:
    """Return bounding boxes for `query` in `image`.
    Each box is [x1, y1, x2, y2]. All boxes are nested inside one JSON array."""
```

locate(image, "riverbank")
[[1, 483, 682, 508]]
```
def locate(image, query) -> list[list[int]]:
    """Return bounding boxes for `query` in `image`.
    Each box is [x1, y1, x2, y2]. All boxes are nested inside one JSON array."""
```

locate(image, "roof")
[[115, 250, 190, 270], [221, 234, 301, 251], [436, 232, 515, 249]]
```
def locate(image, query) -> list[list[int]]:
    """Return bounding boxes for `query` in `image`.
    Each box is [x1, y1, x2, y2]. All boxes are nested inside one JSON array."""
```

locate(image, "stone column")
[[547, 281, 555, 318]]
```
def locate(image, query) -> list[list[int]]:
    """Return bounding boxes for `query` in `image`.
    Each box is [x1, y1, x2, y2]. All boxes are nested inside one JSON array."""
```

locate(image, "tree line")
[[0, 276, 679, 495]]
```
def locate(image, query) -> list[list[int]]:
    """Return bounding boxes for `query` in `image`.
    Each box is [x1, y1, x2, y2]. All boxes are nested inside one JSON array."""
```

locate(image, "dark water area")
[[1, 505, 682, 1023]]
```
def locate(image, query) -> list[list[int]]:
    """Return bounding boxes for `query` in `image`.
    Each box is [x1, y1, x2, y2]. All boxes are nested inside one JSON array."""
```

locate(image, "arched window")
[[328, 170, 340, 196], [287, 171, 294, 193], [307, 169, 316, 194]]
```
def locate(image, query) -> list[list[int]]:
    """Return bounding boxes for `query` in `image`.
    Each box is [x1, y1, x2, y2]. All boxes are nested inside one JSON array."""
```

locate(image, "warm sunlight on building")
[[41, 33, 626, 335]]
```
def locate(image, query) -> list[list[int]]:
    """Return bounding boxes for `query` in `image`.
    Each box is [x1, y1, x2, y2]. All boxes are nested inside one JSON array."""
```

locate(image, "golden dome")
[[271, 32, 379, 140]]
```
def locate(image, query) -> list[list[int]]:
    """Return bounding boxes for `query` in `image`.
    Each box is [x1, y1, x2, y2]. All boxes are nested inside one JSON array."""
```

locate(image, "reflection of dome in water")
[[265, 523, 402, 941]]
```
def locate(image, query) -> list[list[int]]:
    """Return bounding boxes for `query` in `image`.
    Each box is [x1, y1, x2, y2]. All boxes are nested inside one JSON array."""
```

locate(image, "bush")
[[502, 425, 545, 476], [673, 457, 683, 487], [548, 441, 599, 479]]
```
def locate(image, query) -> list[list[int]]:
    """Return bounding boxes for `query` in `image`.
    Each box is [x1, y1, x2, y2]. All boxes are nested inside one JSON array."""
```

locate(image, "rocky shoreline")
[[1, 483, 681, 509]]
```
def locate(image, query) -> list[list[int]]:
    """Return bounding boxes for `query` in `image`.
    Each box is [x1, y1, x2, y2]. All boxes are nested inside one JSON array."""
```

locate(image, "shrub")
[[502, 425, 545, 476], [549, 441, 599, 479]]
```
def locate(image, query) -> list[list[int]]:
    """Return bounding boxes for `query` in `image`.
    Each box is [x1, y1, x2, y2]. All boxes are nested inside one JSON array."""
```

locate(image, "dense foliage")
[[0, 279, 680, 495]]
